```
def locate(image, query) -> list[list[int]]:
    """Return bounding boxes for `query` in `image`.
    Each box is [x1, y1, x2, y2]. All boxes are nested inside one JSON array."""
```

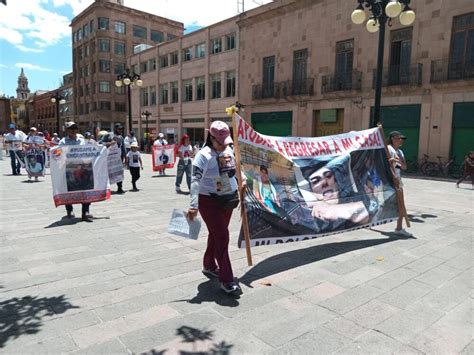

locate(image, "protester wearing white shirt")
[[175, 134, 193, 192], [153, 133, 168, 175], [4, 124, 26, 175], [124, 132, 138, 153]]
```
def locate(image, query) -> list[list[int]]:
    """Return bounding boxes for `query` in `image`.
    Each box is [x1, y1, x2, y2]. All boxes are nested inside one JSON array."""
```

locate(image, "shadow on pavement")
[[239, 234, 416, 287], [44, 216, 110, 228], [408, 213, 437, 223], [172, 279, 240, 308], [151, 174, 176, 178], [0, 295, 79, 348]]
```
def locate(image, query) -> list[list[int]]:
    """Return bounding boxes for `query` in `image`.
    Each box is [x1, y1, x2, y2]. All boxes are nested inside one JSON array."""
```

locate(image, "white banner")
[[50, 144, 111, 207], [24, 148, 46, 177], [107, 144, 124, 184], [152, 144, 176, 171]]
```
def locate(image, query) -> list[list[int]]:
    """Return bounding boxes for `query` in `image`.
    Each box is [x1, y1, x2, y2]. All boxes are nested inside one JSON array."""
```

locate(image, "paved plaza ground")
[[0, 153, 472, 354]]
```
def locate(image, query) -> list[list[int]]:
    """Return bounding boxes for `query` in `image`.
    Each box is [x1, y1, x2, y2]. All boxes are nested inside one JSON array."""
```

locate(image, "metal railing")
[[321, 70, 362, 93], [430, 59, 474, 83], [372, 63, 423, 88], [252, 78, 314, 99]]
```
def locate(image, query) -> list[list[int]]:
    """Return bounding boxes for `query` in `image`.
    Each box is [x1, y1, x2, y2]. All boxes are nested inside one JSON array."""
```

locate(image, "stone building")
[[129, 0, 473, 164], [0, 96, 11, 132], [70, 0, 184, 133], [27, 90, 56, 134]]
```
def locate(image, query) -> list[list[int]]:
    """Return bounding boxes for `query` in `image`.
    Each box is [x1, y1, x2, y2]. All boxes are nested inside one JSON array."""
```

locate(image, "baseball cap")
[[8, 123, 15, 129], [65, 121, 77, 129], [84, 131, 92, 137], [389, 131, 407, 140], [30, 127, 37, 131], [209, 120, 233, 146], [158, 133, 164, 138], [114, 123, 123, 128]]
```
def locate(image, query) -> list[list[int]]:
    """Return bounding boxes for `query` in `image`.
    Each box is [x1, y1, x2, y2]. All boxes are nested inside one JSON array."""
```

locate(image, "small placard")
[[168, 208, 201, 240]]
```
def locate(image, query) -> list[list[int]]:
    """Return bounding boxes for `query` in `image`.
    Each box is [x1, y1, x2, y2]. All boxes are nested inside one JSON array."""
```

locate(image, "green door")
[[371, 105, 421, 164], [452, 102, 474, 166], [251, 111, 292, 136]]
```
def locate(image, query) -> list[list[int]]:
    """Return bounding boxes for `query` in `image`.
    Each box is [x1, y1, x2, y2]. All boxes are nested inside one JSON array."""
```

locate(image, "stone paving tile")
[[413, 263, 463, 287], [323, 317, 369, 340], [72, 338, 130, 354], [344, 299, 401, 329], [367, 267, 419, 291], [319, 284, 385, 315], [377, 279, 435, 310]]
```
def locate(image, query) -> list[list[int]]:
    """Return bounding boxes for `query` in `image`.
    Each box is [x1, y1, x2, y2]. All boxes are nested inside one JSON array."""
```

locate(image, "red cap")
[[209, 121, 232, 146]]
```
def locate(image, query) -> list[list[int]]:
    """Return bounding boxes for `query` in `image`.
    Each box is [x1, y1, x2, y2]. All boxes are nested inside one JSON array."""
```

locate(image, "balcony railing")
[[252, 78, 314, 99], [431, 59, 474, 83], [372, 64, 423, 88], [321, 70, 362, 93]]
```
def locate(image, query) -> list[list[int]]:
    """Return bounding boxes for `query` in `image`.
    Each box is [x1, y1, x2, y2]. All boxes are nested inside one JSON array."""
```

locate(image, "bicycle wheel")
[[419, 161, 429, 175], [449, 163, 463, 179], [424, 162, 440, 176]]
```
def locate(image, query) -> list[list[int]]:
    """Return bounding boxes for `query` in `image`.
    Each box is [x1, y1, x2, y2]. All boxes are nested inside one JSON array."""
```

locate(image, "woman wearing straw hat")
[[126, 142, 143, 191]]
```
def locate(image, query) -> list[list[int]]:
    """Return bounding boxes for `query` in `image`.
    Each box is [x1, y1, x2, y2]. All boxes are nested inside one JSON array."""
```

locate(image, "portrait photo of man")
[[66, 162, 94, 192]]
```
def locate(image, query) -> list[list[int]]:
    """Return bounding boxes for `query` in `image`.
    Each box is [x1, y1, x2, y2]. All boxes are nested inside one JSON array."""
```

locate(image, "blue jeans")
[[9, 151, 21, 175], [175, 160, 191, 189]]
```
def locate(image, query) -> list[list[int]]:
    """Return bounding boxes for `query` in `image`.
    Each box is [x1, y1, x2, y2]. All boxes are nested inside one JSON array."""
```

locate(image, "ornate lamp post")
[[351, 0, 415, 126], [115, 68, 143, 135], [141, 110, 151, 152], [50, 90, 66, 134]]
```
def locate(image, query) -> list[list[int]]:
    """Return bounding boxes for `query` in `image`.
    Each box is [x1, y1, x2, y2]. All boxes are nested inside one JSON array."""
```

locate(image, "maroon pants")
[[198, 194, 234, 283]]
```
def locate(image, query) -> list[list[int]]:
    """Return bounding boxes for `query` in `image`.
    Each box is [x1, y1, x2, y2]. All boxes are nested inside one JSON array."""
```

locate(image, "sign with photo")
[[107, 144, 124, 184], [152, 144, 176, 171], [49, 145, 110, 206], [234, 113, 399, 248], [25, 148, 46, 177]]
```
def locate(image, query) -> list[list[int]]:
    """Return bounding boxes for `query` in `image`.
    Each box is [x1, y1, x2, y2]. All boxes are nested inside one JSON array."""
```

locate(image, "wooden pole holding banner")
[[377, 124, 410, 228], [229, 108, 253, 266]]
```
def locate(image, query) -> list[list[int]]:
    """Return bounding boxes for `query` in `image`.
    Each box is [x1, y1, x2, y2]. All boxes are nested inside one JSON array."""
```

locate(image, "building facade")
[[129, 0, 473, 164], [0, 96, 11, 132], [129, 17, 239, 145], [70, 0, 184, 133], [28, 90, 57, 134]]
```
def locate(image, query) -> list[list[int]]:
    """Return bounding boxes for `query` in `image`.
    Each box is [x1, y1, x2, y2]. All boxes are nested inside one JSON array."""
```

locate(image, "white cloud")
[[0, 64, 9, 68], [16, 45, 45, 53], [15, 63, 52, 72]]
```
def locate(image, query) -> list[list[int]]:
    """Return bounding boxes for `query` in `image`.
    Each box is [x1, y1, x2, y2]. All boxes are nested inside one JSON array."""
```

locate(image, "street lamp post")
[[50, 90, 66, 135], [115, 68, 143, 135], [141, 110, 151, 152], [351, 0, 415, 126]]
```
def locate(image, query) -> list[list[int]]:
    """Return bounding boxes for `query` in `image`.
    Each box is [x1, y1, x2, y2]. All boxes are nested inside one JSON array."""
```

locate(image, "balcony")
[[430, 59, 474, 83], [252, 78, 314, 100], [372, 64, 423, 88], [321, 70, 362, 93]]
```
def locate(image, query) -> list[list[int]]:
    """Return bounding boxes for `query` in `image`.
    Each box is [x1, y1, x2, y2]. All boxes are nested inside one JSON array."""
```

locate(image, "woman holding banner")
[[175, 134, 193, 193], [187, 121, 245, 295]]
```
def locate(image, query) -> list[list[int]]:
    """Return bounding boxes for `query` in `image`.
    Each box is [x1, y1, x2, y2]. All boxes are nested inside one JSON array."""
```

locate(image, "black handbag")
[[210, 191, 240, 209]]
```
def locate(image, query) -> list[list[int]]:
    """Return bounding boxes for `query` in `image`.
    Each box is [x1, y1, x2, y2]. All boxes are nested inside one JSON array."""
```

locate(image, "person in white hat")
[[125, 142, 143, 191], [153, 133, 168, 175]]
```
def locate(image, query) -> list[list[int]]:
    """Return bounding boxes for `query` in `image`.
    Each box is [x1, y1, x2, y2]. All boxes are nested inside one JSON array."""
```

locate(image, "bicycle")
[[406, 154, 430, 174], [423, 156, 462, 178]]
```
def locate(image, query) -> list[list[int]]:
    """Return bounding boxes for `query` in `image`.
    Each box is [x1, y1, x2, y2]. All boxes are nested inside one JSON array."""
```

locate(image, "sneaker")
[[202, 268, 219, 278], [394, 228, 413, 237], [176, 186, 181, 193], [220, 281, 241, 294], [66, 211, 75, 219], [117, 189, 125, 194], [82, 214, 93, 222]]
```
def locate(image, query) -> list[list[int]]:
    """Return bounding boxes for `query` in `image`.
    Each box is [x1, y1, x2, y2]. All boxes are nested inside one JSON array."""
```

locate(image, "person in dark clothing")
[[100, 123, 126, 193], [456, 151, 474, 188]]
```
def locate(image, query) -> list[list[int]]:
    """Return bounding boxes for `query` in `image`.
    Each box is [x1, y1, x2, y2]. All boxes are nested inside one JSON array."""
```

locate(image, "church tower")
[[16, 68, 30, 100]]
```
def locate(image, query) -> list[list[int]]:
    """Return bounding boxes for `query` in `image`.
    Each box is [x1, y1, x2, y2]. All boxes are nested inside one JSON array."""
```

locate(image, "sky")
[[0, 0, 272, 98]]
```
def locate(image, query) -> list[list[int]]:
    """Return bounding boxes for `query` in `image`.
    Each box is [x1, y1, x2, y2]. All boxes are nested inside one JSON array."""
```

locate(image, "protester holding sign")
[[100, 123, 126, 194], [23, 128, 47, 181], [4, 123, 26, 175], [387, 131, 413, 237], [126, 142, 143, 191], [153, 133, 168, 175], [187, 121, 245, 295], [58, 121, 94, 222]]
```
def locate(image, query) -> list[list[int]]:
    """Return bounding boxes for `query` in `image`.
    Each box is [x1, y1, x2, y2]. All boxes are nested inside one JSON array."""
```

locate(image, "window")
[[92, 81, 96, 94], [98, 17, 109, 30], [167, 33, 177, 41], [183, 79, 193, 102], [84, 44, 89, 57], [196, 76, 205, 100], [225, 33, 236, 50], [449, 13, 474, 79], [293, 48, 308, 93], [115, 85, 125, 94], [389, 29, 411, 84], [115, 21, 126, 34], [114, 62, 125, 75], [140, 61, 148, 73], [133, 25, 147, 39], [171, 81, 179, 103], [83, 23, 89, 38], [262, 56, 275, 98], [77, 46, 83, 60], [79, 86, 84, 97], [90, 40, 95, 54], [85, 84, 90, 95], [170, 51, 179, 65], [91, 61, 96, 74], [99, 101, 111, 110], [77, 28, 83, 41], [159, 54, 169, 68], [84, 65, 89, 76], [211, 38, 222, 54], [99, 81, 110, 93], [89, 20, 94, 34], [85, 103, 89, 114], [115, 41, 125, 55], [183, 47, 193, 61], [226, 70, 236, 97], [98, 38, 110, 52], [195, 43, 205, 58], [160, 84, 169, 104], [150, 86, 156, 105], [99, 60, 111, 73], [151, 30, 164, 42], [211, 73, 221, 99], [115, 102, 126, 112], [132, 64, 139, 74], [149, 58, 156, 71], [140, 88, 149, 106]]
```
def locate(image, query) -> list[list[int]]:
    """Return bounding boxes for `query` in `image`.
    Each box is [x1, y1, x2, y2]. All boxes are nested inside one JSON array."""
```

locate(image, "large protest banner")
[[107, 144, 124, 184], [24, 147, 46, 177], [152, 144, 176, 171], [50, 145, 111, 206], [235, 114, 399, 248]]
